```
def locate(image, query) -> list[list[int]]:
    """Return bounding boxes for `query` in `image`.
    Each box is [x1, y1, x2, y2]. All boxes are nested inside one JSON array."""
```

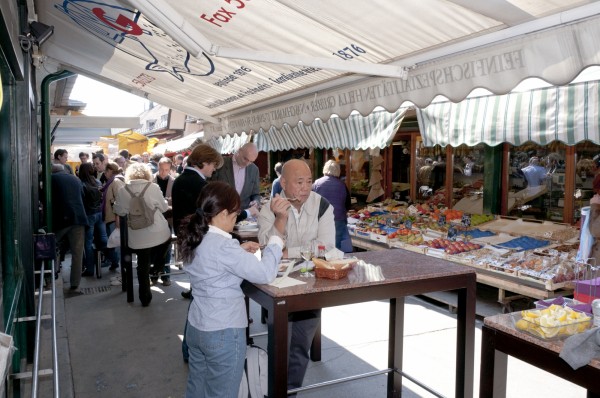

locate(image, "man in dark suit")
[[51, 164, 88, 293], [212, 142, 262, 210], [172, 144, 223, 233]]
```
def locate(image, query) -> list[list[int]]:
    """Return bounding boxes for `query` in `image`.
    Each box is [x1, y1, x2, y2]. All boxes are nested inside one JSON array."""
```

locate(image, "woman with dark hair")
[[79, 162, 108, 276], [102, 161, 125, 271], [178, 181, 283, 397]]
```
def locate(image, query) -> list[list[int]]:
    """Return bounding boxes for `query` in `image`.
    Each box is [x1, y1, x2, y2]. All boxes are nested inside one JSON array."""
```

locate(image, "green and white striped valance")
[[255, 108, 407, 151], [416, 80, 600, 147]]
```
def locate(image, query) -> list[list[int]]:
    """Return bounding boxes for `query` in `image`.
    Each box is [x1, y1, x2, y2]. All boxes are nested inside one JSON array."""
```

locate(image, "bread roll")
[[329, 258, 358, 267], [312, 257, 357, 270], [312, 257, 334, 269]]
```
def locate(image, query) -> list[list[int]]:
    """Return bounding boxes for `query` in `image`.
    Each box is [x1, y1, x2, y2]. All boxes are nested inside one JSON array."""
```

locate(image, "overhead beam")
[[50, 115, 140, 129], [445, 0, 534, 26]]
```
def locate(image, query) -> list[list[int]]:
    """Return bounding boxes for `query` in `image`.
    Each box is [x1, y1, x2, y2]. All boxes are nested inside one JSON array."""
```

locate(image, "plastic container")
[[511, 307, 593, 341], [592, 299, 600, 327]]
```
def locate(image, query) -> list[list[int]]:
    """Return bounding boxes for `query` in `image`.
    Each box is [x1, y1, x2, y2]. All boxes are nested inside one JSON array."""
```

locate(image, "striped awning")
[[206, 132, 250, 154], [416, 80, 600, 147], [255, 108, 407, 152]]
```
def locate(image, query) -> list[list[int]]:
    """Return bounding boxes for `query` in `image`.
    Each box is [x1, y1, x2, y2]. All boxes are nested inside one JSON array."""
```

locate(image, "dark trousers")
[[287, 309, 322, 392], [131, 238, 170, 305], [150, 239, 171, 281]]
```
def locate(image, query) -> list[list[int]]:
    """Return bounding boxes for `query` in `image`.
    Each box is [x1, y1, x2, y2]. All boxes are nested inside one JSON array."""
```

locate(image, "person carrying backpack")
[[114, 163, 171, 307], [177, 182, 283, 397]]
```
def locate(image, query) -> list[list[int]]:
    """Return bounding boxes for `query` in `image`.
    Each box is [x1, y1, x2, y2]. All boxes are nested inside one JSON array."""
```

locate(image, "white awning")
[[206, 133, 250, 155], [36, 1, 600, 136], [255, 108, 407, 151], [151, 131, 204, 154], [416, 80, 600, 147]]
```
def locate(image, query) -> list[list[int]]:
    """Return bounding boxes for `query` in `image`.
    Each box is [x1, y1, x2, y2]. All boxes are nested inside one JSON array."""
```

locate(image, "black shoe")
[[181, 289, 192, 299], [109, 264, 119, 272], [81, 271, 94, 277], [150, 277, 159, 286]]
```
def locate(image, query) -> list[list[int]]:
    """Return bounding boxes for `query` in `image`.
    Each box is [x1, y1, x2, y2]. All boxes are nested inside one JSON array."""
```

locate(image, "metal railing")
[[10, 257, 60, 397]]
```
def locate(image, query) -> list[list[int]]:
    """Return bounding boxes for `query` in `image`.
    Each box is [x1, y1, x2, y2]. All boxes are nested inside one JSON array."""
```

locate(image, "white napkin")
[[325, 247, 344, 261], [268, 276, 306, 288]]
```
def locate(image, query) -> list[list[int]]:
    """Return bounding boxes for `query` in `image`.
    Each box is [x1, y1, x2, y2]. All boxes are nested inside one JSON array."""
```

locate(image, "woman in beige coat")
[[114, 163, 171, 306]]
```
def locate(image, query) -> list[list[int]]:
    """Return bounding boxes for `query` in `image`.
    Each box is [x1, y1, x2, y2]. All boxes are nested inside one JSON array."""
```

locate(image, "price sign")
[[405, 219, 412, 230], [461, 214, 471, 227], [447, 226, 457, 241], [438, 215, 446, 226]]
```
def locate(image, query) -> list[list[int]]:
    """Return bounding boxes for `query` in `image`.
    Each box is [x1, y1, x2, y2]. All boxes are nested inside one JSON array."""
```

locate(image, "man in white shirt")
[[258, 159, 335, 394]]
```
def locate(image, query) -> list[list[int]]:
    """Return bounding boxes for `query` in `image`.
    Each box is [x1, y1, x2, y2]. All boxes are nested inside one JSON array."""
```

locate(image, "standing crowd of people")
[[51, 143, 352, 397]]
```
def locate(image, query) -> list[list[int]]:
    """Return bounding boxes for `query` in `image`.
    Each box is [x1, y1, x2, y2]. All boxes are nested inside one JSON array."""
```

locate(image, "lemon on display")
[[515, 305, 592, 340], [515, 319, 530, 331], [555, 309, 567, 322], [521, 309, 541, 318]]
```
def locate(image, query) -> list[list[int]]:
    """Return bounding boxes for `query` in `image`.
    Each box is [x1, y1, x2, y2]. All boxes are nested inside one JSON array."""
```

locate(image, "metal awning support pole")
[[40, 70, 74, 397], [40, 70, 74, 232]]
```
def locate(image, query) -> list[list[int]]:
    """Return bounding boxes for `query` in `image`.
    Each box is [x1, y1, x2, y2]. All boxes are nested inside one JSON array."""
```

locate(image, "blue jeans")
[[84, 212, 108, 274], [185, 324, 246, 398]]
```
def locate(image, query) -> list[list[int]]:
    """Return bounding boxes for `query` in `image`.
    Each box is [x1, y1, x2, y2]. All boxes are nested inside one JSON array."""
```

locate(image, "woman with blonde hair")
[[102, 161, 125, 271], [114, 163, 171, 306]]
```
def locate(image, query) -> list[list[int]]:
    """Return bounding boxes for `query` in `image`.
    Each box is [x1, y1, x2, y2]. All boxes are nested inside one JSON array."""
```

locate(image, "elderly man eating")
[[258, 158, 335, 394]]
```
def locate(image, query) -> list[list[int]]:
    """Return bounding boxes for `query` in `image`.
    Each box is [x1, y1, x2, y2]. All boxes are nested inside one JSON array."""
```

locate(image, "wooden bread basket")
[[312, 258, 357, 280]]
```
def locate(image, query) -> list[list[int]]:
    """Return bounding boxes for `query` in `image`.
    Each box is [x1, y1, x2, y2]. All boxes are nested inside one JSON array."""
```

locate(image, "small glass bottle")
[[317, 244, 326, 259]]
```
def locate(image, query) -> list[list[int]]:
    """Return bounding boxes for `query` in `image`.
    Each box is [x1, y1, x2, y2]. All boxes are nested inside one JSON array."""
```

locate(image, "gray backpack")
[[124, 183, 155, 230]]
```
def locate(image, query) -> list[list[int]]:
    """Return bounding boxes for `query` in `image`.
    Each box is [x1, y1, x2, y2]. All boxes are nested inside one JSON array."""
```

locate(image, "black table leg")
[[456, 282, 476, 398], [268, 299, 289, 398], [310, 321, 321, 362], [387, 297, 404, 398]]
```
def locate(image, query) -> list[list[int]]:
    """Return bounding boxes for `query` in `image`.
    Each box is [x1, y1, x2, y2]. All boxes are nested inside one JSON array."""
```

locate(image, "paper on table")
[[268, 276, 306, 288]]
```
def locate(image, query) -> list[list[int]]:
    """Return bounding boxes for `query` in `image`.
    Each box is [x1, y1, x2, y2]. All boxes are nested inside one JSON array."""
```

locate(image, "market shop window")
[[452, 143, 485, 206], [391, 141, 411, 201], [415, 140, 445, 202], [507, 142, 566, 221], [349, 148, 386, 204], [327, 148, 347, 183], [573, 140, 600, 219], [350, 149, 370, 198]]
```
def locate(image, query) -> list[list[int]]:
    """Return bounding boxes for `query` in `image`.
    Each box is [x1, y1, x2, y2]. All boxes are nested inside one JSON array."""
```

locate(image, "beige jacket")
[[103, 175, 125, 223]]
